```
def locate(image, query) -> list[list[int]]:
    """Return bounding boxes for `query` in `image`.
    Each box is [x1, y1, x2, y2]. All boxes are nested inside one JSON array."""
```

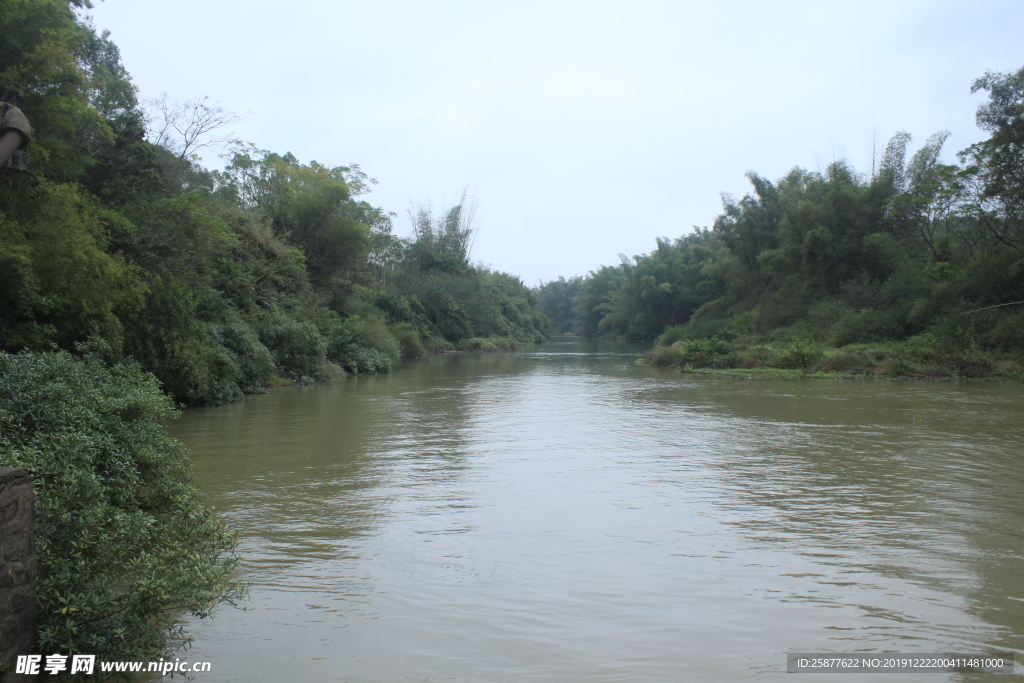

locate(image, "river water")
[[170, 338, 1024, 681]]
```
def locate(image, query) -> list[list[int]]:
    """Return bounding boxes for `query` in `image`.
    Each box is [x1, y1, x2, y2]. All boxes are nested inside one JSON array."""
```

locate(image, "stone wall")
[[0, 85, 30, 174], [0, 468, 36, 682]]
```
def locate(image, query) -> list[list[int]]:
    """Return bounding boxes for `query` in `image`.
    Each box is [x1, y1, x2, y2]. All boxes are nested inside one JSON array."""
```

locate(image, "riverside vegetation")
[[2, 0, 1021, 670], [0, 4, 546, 407], [0, 0, 543, 667], [0, 348, 244, 662], [538, 66, 1024, 381]]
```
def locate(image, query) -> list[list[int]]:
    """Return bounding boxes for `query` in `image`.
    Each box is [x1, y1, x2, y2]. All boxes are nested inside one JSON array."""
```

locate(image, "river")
[[169, 337, 1024, 681]]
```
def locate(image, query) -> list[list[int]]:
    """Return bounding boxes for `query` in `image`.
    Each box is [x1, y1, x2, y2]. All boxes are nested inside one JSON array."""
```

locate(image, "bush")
[[208, 316, 275, 395], [436, 295, 474, 341], [987, 312, 1024, 351], [457, 336, 519, 352], [351, 316, 401, 359], [0, 350, 243, 663], [648, 337, 734, 369], [770, 341, 822, 369], [337, 346, 394, 374], [373, 292, 415, 323], [458, 337, 497, 352], [493, 337, 519, 352], [648, 345, 684, 367], [948, 353, 995, 378], [743, 345, 779, 365], [121, 274, 212, 404], [831, 310, 874, 346], [191, 317, 277, 404], [654, 325, 687, 348], [390, 322, 425, 359], [421, 333, 454, 354], [819, 350, 861, 372], [258, 314, 328, 380], [899, 333, 941, 362], [327, 315, 401, 374]]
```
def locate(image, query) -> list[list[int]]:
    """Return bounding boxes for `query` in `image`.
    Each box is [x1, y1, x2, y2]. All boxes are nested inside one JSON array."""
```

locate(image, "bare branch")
[[963, 300, 1024, 315], [144, 94, 246, 160]]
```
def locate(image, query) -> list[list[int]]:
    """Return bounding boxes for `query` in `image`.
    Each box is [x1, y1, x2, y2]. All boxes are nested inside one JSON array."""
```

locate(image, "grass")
[[456, 336, 519, 352], [643, 335, 1022, 381]]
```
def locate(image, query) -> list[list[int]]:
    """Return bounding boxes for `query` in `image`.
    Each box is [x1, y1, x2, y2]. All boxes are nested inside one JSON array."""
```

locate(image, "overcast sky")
[[86, 0, 1024, 285]]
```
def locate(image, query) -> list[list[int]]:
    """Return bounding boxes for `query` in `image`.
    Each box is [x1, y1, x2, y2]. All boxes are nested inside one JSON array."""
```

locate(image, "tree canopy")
[[550, 66, 1024, 377]]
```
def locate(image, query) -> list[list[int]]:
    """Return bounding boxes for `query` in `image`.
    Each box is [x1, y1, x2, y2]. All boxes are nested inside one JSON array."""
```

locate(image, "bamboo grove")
[[540, 67, 1024, 378]]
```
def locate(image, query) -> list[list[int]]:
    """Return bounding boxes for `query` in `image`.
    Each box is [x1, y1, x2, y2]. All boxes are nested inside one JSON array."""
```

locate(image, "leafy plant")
[[0, 349, 244, 663], [771, 341, 822, 369]]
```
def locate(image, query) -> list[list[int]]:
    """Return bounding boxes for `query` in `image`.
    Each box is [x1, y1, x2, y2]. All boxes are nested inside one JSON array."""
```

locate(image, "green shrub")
[[338, 346, 394, 374], [210, 317, 275, 394], [436, 296, 474, 341], [648, 345, 683, 367], [819, 350, 861, 372], [831, 310, 874, 346], [195, 317, 276, 404], [654, 325, 687, 348], [987, 313, 1024, 351], [683, 315, 734, 341], [121, 274, 212, 404], [421, 333, 454, 353], [995, 360, 1024, 379], [744, 345, 779, 365], [457, 336, 519, 352], [390, 323, 425, 359], [258, 314, 328, 380], [373, 292, 415, 323], [899, 333, 941, 362], [491, 337, 519, 352], [0, 350, 243, 662], [648, 337, 734, 369], [771, 341, 822, 369], [733, 354, 762, 369], [458, 337, 497, 352], [201, 334, 245, 404], [948, 353, 995, 378], [327, 315, 401, 374], [351, 316, 401, 359]]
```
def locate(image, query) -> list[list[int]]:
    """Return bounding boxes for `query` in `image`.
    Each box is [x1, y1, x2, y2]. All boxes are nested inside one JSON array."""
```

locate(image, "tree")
[[537, 276, 583, 333], [713, 173, 781, 280], [222, 148, 372, 289], [145, 94, 244, 161], [960, 67, 1024, 252], [406, 189, 478, 272]]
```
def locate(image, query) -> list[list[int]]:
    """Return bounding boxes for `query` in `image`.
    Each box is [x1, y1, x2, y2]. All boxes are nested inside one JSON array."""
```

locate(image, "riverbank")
[[644, 334, 1024, 381], [643, 365, 1018, 381]]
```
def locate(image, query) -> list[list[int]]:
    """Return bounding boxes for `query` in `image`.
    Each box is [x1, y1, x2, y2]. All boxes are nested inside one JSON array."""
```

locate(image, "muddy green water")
[[170, 338, 1024, 682]]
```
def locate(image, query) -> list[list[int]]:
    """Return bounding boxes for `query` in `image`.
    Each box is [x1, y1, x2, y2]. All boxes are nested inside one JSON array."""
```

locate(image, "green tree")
[[222, 148, 373, 290], [0, 183, 147, 352], [960, 67, 1024, 252], [537, 276, 583, 333]]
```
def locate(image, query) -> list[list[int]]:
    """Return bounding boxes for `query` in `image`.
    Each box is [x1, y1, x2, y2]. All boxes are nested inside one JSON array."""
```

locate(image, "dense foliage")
[[0, 1, 546, 408], [536, 276, 583, 333], [0, 349, 243, 661], [545, 66, 1024, 378], [0, 0, 547, 664]]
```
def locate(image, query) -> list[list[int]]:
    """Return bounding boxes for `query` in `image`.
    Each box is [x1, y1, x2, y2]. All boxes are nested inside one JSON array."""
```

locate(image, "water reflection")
[[170, 339, 1024, 681]]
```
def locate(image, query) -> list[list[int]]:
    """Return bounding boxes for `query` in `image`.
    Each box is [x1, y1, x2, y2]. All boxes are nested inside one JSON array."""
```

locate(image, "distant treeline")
[[0, 1, 546, 407], [538, 67, 1024, 378]]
